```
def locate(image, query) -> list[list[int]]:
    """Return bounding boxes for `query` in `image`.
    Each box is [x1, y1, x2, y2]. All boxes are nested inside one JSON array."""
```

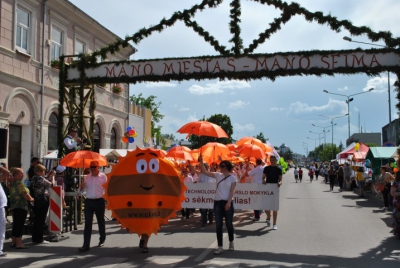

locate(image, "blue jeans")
[[214, 200, 234, 247], [200, 209, 214, 224]]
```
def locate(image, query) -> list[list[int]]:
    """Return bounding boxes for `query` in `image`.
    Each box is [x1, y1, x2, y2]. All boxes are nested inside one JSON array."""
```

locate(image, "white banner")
[[66, 51, 400, 81], [181, 183, 279, 211]]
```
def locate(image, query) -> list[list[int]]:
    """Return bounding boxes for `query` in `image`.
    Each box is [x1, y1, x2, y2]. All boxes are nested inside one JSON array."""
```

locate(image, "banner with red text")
[[181, 183, 279, 210]]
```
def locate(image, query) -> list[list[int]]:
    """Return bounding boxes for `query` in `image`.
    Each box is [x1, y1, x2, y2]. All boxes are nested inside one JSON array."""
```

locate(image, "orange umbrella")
[[227, 143, 238, 151], [238, 144, 266, 160], [165, 150, 194, 161], [190, 149, 200, 162], [201, 142, 230, 164], [60, 151, 107, 168], [177, 121, 228, 138], [168, 145, 191, 152], [236, 137, 266, 150], [263, 143, 274, 153]]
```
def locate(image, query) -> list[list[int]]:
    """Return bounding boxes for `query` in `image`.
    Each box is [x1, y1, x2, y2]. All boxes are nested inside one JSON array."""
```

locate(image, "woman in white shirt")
[[199, 156, 236, 255]]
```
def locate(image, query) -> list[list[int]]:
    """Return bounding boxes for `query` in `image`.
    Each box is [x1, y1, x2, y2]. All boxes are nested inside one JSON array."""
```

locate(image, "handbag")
[[375, 183, 385, 192]]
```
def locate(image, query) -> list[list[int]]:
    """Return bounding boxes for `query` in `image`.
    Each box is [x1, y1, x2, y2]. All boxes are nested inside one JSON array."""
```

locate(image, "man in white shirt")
[[0, 166, 10, 257], [78, 161, 107, 252], [63, 127, 83, 155], [244, 159, 264, 221]]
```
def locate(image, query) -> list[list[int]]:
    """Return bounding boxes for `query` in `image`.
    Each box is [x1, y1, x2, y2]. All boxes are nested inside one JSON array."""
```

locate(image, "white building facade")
[[0, 0, 135, 171]]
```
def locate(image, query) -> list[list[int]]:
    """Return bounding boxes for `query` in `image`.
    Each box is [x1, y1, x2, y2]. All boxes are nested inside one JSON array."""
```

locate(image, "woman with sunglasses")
[[199, 156, 236, 255]]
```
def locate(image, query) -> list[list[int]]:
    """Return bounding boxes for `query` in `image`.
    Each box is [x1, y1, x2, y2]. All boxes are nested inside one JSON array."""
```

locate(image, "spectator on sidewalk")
[[391, 172, 400, 237], [10, 168, 34, 249], [380, 166, 394, 210], [343, 163, 352, 189], [337, 165, 344, 192], [0, 165, 10, 257]]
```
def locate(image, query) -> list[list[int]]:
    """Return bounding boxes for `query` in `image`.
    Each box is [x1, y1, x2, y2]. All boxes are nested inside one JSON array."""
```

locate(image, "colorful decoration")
[[103, 147, 186, 236], [122, 126, 137, 143], [355, 143, 360, 152]]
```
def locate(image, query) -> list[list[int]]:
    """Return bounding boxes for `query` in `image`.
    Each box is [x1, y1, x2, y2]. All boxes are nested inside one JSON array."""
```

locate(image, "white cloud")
[[364, 75, 395, 93], [228, 100, 249, 109], [338, 86, 349, 91], [233, 123, 255, 132], [270, 107, 283, 111], [145, 82, 178, 88], [188, 80, 251, 95], [287, 99, 347, 118]]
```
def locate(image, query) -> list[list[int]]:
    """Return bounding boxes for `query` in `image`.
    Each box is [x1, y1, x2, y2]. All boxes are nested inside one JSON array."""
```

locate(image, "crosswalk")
[[0, 255, 250, 267]]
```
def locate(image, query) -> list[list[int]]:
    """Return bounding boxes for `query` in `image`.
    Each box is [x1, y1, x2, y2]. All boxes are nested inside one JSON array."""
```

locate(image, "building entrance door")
[[8, 125, 22, 168]]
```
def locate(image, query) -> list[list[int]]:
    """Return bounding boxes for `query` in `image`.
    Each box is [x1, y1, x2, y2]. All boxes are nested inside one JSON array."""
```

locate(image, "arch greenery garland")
[[59, 0, 400, 154]]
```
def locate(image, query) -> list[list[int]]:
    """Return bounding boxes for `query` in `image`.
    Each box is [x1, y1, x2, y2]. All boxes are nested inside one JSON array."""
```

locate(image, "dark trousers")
[[32, 200, 49, 243], [329, 176, 336, 190], [200, 209, 214, 224], [12, 208, 27, 237], [83, 198, 106, 248], [214, 200, 234, 247], [338, 176, 344, 189], [383, 183, 391, 208], [254, 210, 260, 219], [181, 208, 192, 219]]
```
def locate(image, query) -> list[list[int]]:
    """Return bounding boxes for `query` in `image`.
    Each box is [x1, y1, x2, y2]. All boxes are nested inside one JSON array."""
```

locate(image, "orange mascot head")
[[103, 147, 186, 236]]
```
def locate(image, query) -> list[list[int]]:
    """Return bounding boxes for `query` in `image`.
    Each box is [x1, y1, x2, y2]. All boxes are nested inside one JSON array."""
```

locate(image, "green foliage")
[[130, 93, 164, 139], [188, 114, 233, 148], [309, 143, 342, 162], [255, 132, 267, 143], [282, 148, 293, 162], [365, 143, 378, 147]]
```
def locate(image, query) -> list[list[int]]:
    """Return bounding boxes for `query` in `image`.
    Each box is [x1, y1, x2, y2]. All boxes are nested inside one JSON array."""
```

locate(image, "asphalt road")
[[1, 168, 399, 267]]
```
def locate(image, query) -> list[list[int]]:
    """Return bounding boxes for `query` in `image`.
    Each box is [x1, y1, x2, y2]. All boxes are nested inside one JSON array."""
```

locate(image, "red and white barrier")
[[49, 186, 63, 234]]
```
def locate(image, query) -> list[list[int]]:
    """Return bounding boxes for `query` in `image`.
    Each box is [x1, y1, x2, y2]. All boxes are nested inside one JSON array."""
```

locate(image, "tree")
[[188, 114, 233, 148], [282, 148, 294, 162], [161, 134, 175, 141], [255, 132, 267, 143], [130, 93, 164, 141]]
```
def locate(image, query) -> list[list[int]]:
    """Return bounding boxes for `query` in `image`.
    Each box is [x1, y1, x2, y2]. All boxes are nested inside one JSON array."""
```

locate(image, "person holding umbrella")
[[199, 155, 236, 255]]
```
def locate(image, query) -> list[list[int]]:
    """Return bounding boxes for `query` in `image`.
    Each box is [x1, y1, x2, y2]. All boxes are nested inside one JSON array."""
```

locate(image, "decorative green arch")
[[57, 0, 400, 156]]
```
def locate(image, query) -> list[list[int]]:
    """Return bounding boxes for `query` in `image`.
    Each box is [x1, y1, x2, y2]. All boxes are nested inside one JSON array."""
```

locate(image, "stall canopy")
[[366, 147, 397, 177], [337, 142, 369, 161]]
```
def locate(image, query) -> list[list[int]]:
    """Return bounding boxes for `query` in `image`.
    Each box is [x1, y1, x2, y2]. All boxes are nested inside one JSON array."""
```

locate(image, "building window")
[[75, 39, 85, 55], [48, 113, 58, 150], [16, 7, 30, 51], [110, 128, 117, 149], [51, 27, 63, 61], [93, 123, 101, 153]]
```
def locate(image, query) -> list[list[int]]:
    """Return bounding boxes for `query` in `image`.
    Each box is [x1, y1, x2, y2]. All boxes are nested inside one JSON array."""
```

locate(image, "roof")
[[367, 147, 397, 159]]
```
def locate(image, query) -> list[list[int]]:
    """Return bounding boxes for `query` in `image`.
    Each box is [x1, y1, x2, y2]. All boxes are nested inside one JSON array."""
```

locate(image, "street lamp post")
[[309, 130, 329, 147], [343, 36, 392, 127], [323, 88, 374, 140], [318, 114, 348, 160], [312, 124, 332, 161]]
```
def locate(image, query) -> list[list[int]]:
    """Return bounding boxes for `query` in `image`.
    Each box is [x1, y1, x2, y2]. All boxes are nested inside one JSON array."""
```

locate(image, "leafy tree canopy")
[[255, 132, 267, 143], [188, 114, 233, 148], [130, 93, 164, 139]]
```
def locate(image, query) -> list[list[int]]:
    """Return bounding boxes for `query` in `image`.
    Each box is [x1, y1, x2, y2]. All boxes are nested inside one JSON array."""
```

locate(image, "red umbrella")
[[60, 151, 107, 168], [177, 121, 228, 138]]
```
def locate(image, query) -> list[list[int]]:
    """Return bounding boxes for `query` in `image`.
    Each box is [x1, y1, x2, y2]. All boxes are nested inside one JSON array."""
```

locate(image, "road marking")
[[206, 259, 241, 267], [80, 257, 127, 268], [143, 257, 188, 267], [19, 257, 78, 268]]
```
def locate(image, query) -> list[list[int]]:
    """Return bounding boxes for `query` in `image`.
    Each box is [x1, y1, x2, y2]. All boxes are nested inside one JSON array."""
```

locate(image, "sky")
[[69, 0, 400, 155]]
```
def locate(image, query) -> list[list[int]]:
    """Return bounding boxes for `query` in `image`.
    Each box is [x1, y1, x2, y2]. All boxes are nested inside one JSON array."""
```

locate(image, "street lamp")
[[309, 130, 330, 147], [307, 136, 319, 149], [343, 36, 392, 126], [302, 142, 308, 156], [323, 88, 374, 139], [318, 114, 348, 160]]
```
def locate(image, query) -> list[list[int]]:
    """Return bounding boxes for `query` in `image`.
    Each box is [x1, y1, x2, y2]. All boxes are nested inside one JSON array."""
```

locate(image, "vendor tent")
[[366, 147, 397, 177], [337, 142, 369, 161]]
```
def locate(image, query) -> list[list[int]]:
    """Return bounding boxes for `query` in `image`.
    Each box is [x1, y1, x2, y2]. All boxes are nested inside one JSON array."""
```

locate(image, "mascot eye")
[[136, 159, 147, 173], [149, 158, 159, 173]]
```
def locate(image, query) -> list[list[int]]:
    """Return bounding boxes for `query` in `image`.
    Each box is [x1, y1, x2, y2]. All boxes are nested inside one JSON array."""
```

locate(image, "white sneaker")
[[266, 220, 271, 227], [273, 225, 277, 230], [214, 247, 224, 255], [229, 241, 234, 251]]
